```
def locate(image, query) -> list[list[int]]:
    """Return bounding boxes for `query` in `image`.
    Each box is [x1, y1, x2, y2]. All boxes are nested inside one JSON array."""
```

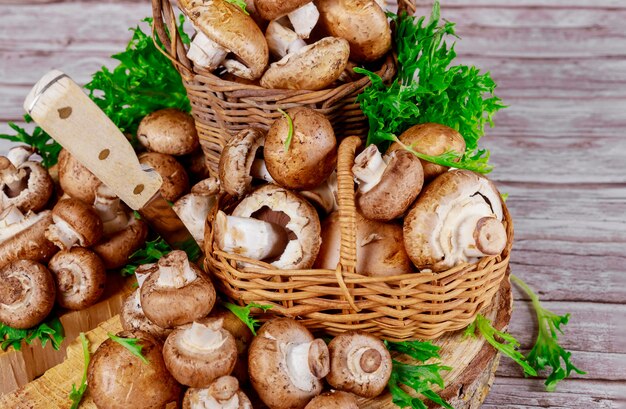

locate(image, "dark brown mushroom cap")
[[254, 0, 311, 20], [87, 330, 182, 409], [58, 149, 101, 203], [92, 217, 149, 269], [388, 123, 466, 181], [0, 160, 54, 213], [0, 260, 55, 329], [316, 0, 391, 62], [183, 376, 253, 409], [326, 331, 392, 398], [137, 109, 199, 156], [356, 148, 424, 221], [163, 318, 238, 387], [120, 289, 172, 340], [219, 128, 266, 197], [47, 198, 103, 248], [304, 391, 360, 409], [48, 247, 106, 310], [265, 107, 337, 190], [0, 209, 57, 269], [138, 152, 189, 202]]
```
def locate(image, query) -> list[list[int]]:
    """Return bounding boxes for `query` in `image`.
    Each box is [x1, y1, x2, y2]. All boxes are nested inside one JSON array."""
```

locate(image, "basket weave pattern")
[[204, 137, 513, 341]]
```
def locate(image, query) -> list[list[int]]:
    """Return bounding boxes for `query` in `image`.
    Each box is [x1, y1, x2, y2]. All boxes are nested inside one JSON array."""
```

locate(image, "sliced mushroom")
[[265, 107, 337, 190], [47, 247, 106, 310], [45, 198, 103, 250], [137, 109, 199, 156], [353, 144, 424, 221], [173, 178, 220, 247], [260, 37, 350, 90], [255, 0, 319, 39], [0, 260, 55, 329], [57, 149, 101, 203], [0, 148, 53, 213], [140, 250, 216, 328], [403, 170, 507, 271], [0, 206, 57, 269], [138, 152, 189, 202], [163, 318, 238, 387], [183, 376, 253, 409], [304, 391, 360, 409], [88, 330, 182, 409], [218, 128, 267, 197], [181, 0, 269, 80], [249, 318, 330, 409], [326, 331, 392, 398]]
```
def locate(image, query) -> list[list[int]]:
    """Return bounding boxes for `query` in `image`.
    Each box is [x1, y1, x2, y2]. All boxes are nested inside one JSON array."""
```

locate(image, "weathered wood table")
[[0, 0, 623, 407]]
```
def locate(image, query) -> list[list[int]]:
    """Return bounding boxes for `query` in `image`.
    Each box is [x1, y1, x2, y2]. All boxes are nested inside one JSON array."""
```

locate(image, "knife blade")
[[24, 70, 200, 253]]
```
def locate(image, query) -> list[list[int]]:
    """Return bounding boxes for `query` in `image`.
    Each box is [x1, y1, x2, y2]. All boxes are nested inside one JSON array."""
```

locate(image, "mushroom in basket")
[[0, 146, 53, 213], [0, 205, 56, 268], [255, 0, 320, 39], [183, 376, 253, 409], [173, 177, 220, 247]]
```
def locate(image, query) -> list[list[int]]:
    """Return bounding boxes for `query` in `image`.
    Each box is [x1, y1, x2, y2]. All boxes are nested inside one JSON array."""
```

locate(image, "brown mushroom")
[[137, 109, 199, 156], [0, 206, 57, 269], [265, 107, 337, 190], [352, 144, 424, 221], [208, 307, 254, 385], [255, 0, 319, 38], [218, 128, 267, 197], [403, 170, 507, 272], [138, 152, 189, 202], [0, 259, 55, 329], [326, 331, 392, 398], [183, 376, 253, 409], [173, 177, 219, 247], [300, 172, 338, 214], [0, 147, 53, 213], [249, 318, 330, 409], [140, 250, 216, 328], [57, 148, 101, 203], [87, 330, 182, 409], [45, 198, 103, 250], [163, 318, 238, 387], [304, 391, 360, 409]]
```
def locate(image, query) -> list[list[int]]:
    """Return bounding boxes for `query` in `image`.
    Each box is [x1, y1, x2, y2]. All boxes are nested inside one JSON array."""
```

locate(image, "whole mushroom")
[[208, 307, 254, 385], [183, 376, 253, 409], [57, 149, 101, 203], [304, 391, 360, 409], [0, 259, 55, 329], [218, 128, 267, 197], [249, 318, 330, 409], [0, 147, 54, 213], [403, 170, 507, 271], [0, 206, 57, 269], [138, 152, 189, 202], [137, 109, 199, 156], [45, 198, 103, 250], [255, 0, 320, 39], [173, 177, 220, 247]]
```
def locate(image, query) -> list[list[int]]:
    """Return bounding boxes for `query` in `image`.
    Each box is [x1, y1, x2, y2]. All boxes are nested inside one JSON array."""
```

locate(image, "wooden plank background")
[[0, 0, 624, 407]]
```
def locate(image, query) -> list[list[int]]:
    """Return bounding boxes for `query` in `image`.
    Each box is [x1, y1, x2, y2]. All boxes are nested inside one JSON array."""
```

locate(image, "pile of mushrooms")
[[178, 0, 393, 90]]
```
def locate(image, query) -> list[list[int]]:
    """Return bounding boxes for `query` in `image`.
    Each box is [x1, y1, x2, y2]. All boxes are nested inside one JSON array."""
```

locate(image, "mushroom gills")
[[47, 215, 82, 249], [0, 273, 32, 312], [0, 207, 39, 242], [93, 184, 129, 236], [353, 145, 389, 193]]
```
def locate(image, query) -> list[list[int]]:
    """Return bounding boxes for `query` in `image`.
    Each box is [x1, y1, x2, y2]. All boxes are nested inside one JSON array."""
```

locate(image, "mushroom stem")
[[182, 321, 227, 352], [350, 347, 382, 375], [47, 215, 82, 250], [301, 172, 338, 214], [209, 376, 240, 401], [173, 189, 216, 246], [352, 145, 388, 193], [7, 146, 35, 167], [250, 158, 275, 183], [187, 31, 229, 71], [93, 184, 129, 236], [214, 210, 289, 261], [156, 251, 198, 288], [287, 2, 320, 39], [266, 20, 307, 59], [284, 338, 330, 392], [0, 205, 25, 229], [0, 160, 27, 196], [470, 216, 507, 257]]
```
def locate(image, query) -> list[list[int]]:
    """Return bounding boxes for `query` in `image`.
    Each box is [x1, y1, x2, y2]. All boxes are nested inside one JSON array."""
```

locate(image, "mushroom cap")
[[232, 184, 322, 270], [249, 318, 329, 409], [48, 247, 106, 310], [208, 307, 254, 384], [58, 149, 101, 203], [47, 198, 103, 248], [183, 376, 253, 409], [314, 211, 413, 277], [403, 170, 506, 271], [120, 289, 173, 340], [326, 331, 392, 398], [355, 148, 424, 221], [304, 391, 360, 409], [0, 209, 57, 269], [138, 152, 190, 202], [388, 123, 466, 181], [260, 37, 350, 90], [0, 260, 55, 329], [254, 0, 311, 20], [92, 217, 149, 269], [163, 318, 239, 387], [218, 128, 266, 197], [0, 160, 54, 213], [180, 0, 269, 80], [87, 330, 182, 409], [317, 0, 391, 62], [264, 107, 337, 190], [137, 109, 199, 156]]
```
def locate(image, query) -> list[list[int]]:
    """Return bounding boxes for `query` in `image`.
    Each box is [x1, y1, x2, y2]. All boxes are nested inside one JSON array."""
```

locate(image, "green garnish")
[[120, 236, 200, 276], [278, 108, 294, 152], [0, 315, 65, 351], [225, 0, 249, 14], [223, 302, 272, 336], [0, 117, 61, 168], [501, 193, 509, 202], [510, 274, 586, 391], [69, 333, 90, 409], [356, 1, 505, 174], [386, 340, 453, 409], [108, 333, 149, 364]]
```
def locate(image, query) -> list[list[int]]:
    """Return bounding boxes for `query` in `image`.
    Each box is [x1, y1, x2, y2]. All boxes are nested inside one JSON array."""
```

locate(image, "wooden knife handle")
[[24, 70, 161, 210]]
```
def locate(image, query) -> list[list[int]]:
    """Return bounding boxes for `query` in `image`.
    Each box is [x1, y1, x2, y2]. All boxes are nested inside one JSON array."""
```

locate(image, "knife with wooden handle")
[[24, 70, 200, 252]]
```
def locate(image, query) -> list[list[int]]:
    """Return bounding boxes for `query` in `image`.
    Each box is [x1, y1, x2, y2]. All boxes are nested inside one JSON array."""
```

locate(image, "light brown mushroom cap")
[[265, 107, 337, 190], [255, 0, 311, 20], [46, 198, 103, 249], [137, 109, 199, 156], [87, 330, 182, 409], [317, 0, 391, 62], [0, 208, 57, 269], [0, 260, 55, 329], [304, 391, 360, 409], [48, 247, 106, 310], [138, 152, 189, 202], [260, 37, 350, 90], [388, 123, 466, 181], [163, 318, 238, 387], [0, 157, 54, 213], [249, 318, 330, 409], [326, 331, 392, 398], [92, 217, 149, 269], [208, 307, 254, 385], [57, 149, 101, 203], [232, 184, 322, 270], [403, 170, 506, 272], [218, 128, 266, 197], [180, 0, 269, 80], [314, 211, 413, 277], [120, 288, 172, 340], [183, 376, 253, 409]]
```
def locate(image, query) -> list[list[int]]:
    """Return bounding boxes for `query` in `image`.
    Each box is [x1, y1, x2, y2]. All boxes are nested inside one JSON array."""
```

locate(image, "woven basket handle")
[[152, 0, 194, 77], [336, 136, 362, 273]]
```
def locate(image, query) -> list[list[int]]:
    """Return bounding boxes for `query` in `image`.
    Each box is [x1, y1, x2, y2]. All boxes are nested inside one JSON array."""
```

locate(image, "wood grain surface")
[[0, 0, 624, 408]]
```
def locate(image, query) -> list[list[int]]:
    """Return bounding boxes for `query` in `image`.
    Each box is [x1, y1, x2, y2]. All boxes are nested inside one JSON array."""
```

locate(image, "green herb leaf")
[[120, 236, 201, 276], [225, 0, 249, 14], [278, 108, 294, 152], [69, 333, 90, 409], [223, 302, 272, 336], [0, 118, 62, 168], [386, 340, 453, 409], [510, 274, 585, 391], [108, 333, 149, 364], [501, 193, 509, 202], [0, 315, 65, 352]]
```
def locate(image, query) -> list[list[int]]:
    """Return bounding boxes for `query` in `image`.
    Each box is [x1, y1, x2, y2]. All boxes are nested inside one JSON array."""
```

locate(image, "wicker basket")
[[151, 0, 417, 175], [204, 136, 513, 341]]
